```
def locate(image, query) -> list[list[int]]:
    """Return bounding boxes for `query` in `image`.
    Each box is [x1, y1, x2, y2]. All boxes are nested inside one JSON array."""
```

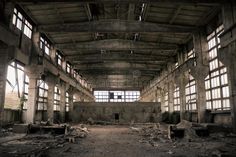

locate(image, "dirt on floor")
[[0, 124, 236, 157]]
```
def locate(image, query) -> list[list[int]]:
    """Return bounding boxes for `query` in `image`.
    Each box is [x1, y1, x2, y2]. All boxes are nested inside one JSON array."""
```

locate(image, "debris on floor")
[[130, 123, 171, 147], [0, 123, 89, 156], [65, 124, 89, 143]]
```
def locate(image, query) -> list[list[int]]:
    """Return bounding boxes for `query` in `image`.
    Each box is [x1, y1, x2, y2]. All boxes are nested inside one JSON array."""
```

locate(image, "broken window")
[[173, 87, 180, 111], [94, 90, 140, 102], [40, 35, 51, 56], [185, 73, 197, 111], [5, 61, 28, 110], [205, 25, 230, 111], [54, 86, 61, 111], [37, 80, 48, 110], [12, 8, 33, 39], [110, 91, 125, 102]]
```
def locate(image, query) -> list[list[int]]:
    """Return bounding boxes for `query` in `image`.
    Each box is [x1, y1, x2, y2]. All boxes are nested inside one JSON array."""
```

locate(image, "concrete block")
[[13, 124, 29, 133]]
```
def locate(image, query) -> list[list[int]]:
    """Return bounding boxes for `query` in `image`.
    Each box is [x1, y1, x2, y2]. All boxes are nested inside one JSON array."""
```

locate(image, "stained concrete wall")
[[72, 102, 161, 123], [1, 109, 20, 125]]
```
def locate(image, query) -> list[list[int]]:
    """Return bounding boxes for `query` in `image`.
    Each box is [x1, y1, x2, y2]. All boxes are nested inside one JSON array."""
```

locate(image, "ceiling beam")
[[56, 39, 178, 51], [74, 62, 162, 70], [84, 3, 92, 21], [169, 5, 182, 24], [79, 69, 159, 76], [66, 53, 170, 62], [11, 0, 228, 5], [39, 20, 195, 33]]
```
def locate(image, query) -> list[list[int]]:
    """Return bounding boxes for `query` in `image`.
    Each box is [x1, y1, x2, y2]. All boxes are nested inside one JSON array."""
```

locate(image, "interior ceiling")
[[15, 0, 221, 90]]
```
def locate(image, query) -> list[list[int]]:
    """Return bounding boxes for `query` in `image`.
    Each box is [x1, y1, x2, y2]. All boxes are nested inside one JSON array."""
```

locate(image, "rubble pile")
[[131, 123, 171, 147], [65, 124, 89, 141]]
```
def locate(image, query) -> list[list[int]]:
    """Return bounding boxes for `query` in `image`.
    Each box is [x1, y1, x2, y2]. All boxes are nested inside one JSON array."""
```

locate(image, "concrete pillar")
[[3, 2, 14, 27], [25, 73, 38, 124], [47, 76, 56, 123], [191, 29, 209, 123], [50, 47, 56, 63], [59, 82, 66, 123], [219, 3, 236, 132], [168, 80, 174, 113], [175, 72, 188, 120], [0, 49, 9, 125]]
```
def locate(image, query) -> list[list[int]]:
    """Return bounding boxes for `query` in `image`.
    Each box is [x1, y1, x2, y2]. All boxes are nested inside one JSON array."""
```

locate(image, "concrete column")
[[0, 49, 9, 124], [159, 86, 166, 113], [47, 76, 56, 124], [219, 3, 236, 132], [175, 72, 188, 120], [59, 82, 66, 123], [50, 47, 56, 63], [191, 29, 209, 123], [3, 2, 14, 26], [168, 80, 174, 113], [26, 75, 38, 123]]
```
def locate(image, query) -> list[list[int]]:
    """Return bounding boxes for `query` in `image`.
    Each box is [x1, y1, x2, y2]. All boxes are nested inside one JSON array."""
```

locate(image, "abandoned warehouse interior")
[[1, 0, 236, 157]]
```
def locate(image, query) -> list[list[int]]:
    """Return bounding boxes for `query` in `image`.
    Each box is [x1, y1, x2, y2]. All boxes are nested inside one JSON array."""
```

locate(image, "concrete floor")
[[1, 125, 236, 157], [47, 125, 236, 157]]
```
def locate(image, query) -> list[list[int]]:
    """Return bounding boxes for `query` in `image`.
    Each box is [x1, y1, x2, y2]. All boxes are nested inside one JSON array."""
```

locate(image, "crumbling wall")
[[72, 102, 161, 123]]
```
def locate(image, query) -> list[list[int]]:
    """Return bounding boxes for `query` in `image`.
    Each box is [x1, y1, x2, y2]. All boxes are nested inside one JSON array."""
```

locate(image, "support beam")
[[169, 6, 182, 24], [74, 62, 162, 70], [67, 53, 170, 62], [39, 20, 195, 33], [59, 82, 66, 123], [47, 76, 56, 124], [191, 30, 209, 123], [56, 39, 178, 51]]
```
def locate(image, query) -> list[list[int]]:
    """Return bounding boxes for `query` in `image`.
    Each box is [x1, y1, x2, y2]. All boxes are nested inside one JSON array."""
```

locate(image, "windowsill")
[[209, 110, 231, 114]]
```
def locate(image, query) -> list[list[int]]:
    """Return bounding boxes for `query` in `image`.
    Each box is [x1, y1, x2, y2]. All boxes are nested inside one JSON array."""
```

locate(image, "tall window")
[[66, 62, 71, 74], [94, 90, 140, 102], [56, 51, 63, 67], [173, 87, 180, 111], [205, 25, 230, 111], [73, 70, 77, 79], [185, 74, 197, 111], [5, 61, 28, 109], [66, 92, 70, 112], [164, 92, 169, 112], [37, 80, 48, 110], [54, 86, 60, 111], [23, 75, 29, 109], [40, 36, 50, 56], [12, 8, 33, 39]]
